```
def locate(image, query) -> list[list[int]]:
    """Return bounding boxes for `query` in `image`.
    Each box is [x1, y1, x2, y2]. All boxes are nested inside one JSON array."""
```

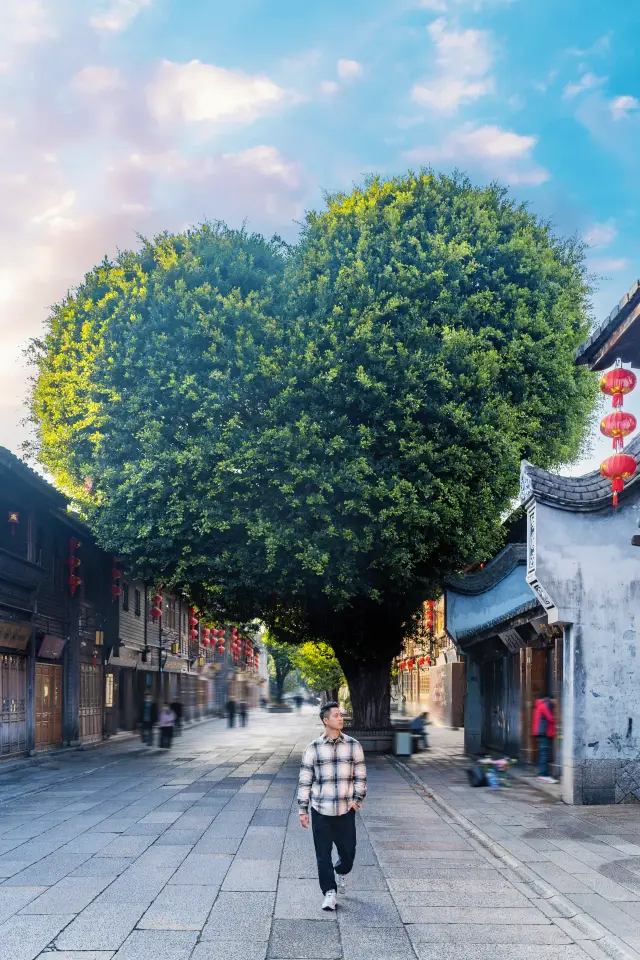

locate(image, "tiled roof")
[[456, 598, 541, 643], [520, 433, 640, 511], [445, 543, 527, 595], [575, 279, 640, 366], [0, 446, 67, 505]]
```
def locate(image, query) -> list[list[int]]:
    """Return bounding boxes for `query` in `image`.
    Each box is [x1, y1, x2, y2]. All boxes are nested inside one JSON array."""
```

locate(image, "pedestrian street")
[[0, 710, 632, 960]]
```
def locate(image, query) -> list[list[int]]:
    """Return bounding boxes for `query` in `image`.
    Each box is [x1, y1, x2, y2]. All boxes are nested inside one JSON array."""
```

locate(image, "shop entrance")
[[79, 662, 103, 743], [0, 654, 27, 757], [35, 662, 62, 749]]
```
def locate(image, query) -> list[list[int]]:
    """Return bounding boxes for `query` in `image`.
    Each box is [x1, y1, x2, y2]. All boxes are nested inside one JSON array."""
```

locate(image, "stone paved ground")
[[0, 712, 640, 960]]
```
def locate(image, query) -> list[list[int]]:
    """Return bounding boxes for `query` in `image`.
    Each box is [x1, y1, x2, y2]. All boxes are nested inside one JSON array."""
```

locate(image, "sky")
[[1, 0, 639, 475]]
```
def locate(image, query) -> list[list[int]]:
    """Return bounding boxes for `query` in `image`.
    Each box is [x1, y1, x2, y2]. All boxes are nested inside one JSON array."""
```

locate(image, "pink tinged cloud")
[[147, 60, 286, 127]]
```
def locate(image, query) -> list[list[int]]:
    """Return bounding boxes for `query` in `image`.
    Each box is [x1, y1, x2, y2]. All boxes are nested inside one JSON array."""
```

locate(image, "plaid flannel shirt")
[[297, 732, 367, 817]]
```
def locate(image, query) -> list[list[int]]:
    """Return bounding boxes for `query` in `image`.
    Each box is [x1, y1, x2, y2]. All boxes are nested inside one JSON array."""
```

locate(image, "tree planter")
[[343, 726, 394, 752]]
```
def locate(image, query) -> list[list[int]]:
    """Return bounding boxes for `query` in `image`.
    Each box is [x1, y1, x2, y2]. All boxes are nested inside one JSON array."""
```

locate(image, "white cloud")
[[91, 0, 154, 33], [562, 72, 606, 100], [609, 95, 640, 121], [583, 221, 617, 248], [2, 0, 56, 44], [419, 0, 517, 8], [412, 18, 494, 114], [592, 257, 629, 273], [337, 59, 363, 81], [147, 60, 285, 127], [406, 123, 550, 185], [320, 80, 340, 95], [72, 66, 124, 95]]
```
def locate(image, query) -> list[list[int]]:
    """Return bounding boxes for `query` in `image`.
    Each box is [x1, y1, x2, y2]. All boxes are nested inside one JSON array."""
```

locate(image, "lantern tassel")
[[614, 394, 624, 408]]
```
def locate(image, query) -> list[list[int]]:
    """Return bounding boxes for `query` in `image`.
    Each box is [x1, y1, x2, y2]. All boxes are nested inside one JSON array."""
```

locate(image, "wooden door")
[[521, 647, 548, 766], [0, 655, 27, 757], [79, 663, 103, 742], [35, 662, 62, 748]]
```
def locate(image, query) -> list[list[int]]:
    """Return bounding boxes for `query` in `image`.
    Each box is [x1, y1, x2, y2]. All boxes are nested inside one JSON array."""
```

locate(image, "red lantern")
[[151, 586, 163, 621], [600, 368, 637, 408], [600, 453, 637, 506], [111, 558, 122, 603], [111, 584, 122, 601], [189, 628, 198, 641], [601, 411, 637, 452]]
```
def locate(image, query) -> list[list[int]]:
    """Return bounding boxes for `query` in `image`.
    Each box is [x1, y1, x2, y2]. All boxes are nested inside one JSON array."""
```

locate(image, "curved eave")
[[455, 599, 543, 648], [520, 433, 640, 512], [445, 543, 527, 596]]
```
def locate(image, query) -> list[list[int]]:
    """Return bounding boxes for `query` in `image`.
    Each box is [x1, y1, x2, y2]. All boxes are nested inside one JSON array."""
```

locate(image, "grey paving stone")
[[155, 829, 205, 846], [20, 876, 112, 914], [268, 919, 341, 959], [69, 857, 134, 878], [202, 892, 275, 941], [251, 809, 290, 827], [168, 853, 232, 886], [391, 887, 531, 910], [406, 924, 573, 944], [236, 827, 286, 861], [3, 853, 90, 886], [340, 926, 417, 960], [413, 947, 592, 960], [39, 953, 114, 960], [61, 834, 121, 855], [193, 836, 241, 855], [95, 868, 175, 906], [405, 906, 551, 925], [0, 912, 76, 960], [138, 884, 220, 930], [55, 903, 148, 950], [222, 858, 280, 891], [274, 880, 339, 920], [112, 929, 198, 960], [0, 886, 46, 922], [191, 940, 268, 960], [336, 891, 403, 927], [39, 953, 115, 960], [99, 836, 155, 858]]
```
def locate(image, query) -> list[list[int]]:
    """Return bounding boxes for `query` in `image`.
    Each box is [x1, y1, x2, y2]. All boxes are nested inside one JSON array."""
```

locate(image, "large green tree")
[[28, 174, 598, 728]]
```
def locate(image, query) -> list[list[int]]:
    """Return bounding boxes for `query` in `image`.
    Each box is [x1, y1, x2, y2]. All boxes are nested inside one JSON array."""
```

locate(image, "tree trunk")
[[340, 657, 391, 729]]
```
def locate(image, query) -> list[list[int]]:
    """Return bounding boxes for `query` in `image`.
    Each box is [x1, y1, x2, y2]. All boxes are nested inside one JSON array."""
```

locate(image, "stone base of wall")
[[574, 759, 640, 804]]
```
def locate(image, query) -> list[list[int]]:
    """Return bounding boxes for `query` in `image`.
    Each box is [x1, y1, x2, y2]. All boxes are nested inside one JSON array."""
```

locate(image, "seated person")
[[410, 712, 429, 750]]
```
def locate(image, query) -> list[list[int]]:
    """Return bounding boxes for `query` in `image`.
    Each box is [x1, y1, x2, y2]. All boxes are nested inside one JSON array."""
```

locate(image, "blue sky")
[[1, 0, 639, 470]]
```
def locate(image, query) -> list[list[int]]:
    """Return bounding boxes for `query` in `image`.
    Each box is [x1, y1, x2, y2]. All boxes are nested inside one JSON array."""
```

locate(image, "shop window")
[[134, 588, 141, 617], [122, 582, 129, 612]]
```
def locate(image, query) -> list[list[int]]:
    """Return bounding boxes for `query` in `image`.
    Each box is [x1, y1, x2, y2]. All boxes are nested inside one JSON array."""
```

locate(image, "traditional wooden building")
[[0, 446, 265, 760]]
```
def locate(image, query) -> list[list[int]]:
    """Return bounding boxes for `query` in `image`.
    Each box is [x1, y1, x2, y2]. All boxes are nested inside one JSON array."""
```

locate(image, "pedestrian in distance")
[[158, 702, 176, 749], [226, 696, 236, 728], [410, 711, 430, 751], [171, 697, 183, 736], [294, 693, 303, 711], [533, 695, 557, 782], [238, 699, 248, 727], [260, 695, 269, 710], [140, 693, 157, 746], [298, 701, 367, 912]]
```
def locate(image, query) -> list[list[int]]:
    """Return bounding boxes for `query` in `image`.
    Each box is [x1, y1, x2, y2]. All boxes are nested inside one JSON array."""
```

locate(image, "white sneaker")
[[322, 890, 337, 911], [336, 873, 347, 895]]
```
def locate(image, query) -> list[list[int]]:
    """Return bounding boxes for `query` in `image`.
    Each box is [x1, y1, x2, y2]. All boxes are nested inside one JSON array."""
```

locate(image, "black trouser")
[[311, 807, 356, 894], [537, 735, 551, 777], [240, 713, 247, 727], [228, 712, 235, 727], [141, 722, 153, 746], [159, 726, 173, 749]]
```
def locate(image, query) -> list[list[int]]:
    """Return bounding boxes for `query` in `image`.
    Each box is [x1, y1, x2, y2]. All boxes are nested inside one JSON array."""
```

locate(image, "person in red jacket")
[[532, 696, 556, 782]]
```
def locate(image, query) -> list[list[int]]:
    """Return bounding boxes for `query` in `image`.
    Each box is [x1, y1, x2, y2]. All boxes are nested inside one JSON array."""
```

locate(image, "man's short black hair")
[[320, 700, 340, 724]]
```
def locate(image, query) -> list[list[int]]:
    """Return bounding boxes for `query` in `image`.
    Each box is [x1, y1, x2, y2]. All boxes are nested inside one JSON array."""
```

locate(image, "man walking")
[[532, 695, 557, 783], [298, 701, 367, 912]]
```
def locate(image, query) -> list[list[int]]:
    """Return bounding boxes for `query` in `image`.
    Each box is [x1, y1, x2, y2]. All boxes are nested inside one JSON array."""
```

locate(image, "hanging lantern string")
[[600, 361, 637, 507]]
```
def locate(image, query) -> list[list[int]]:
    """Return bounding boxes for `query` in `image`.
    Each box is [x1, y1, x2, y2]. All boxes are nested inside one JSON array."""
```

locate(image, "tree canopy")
[[294, 642, 345, 700], [28, 172, 598, 727]]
